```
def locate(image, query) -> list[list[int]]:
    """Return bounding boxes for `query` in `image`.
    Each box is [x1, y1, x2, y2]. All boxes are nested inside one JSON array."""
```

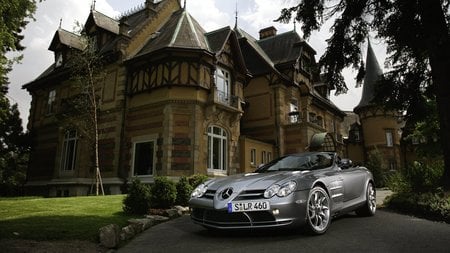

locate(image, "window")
[[55, 52, 63, 67], [47, 90, 56, 114], [316, 116, 323, 127], [261, 151, 266, 164], [353, 130, 361, 142], [267, 152, 272, 162], [308, 112, 316, 124], [61, 130, 78, 171], [389, 160, 397, 170], [385, 130, 394, 147], [132, 140, 155, 176], [250, 148, 256, 166], [289, 99, 300, 123], [208, 126, 227, 171], [215, 67, 230, 103]]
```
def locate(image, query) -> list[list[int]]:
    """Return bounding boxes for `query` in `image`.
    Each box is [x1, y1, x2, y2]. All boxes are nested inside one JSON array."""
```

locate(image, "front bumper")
[[189, 190, 309, 229]]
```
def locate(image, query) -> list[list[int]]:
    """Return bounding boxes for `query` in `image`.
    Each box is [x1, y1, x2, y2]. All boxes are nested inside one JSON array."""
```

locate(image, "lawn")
[[0, 195, 137, 242]]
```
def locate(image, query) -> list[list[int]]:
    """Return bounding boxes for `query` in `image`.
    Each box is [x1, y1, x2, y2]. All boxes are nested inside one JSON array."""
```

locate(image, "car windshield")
[[256, 153, 334, 173]]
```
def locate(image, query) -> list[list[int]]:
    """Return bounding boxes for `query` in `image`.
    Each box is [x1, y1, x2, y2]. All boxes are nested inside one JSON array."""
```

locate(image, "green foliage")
[[366, 149, 387, 188], [276, 0, 450, 189], [150, 176, 177, 209], [188, 174, 208, 189], [385, 191, 450, 224], [175, 176, 193, 206], [403, 98, 443, 159], [0, 98, 29, 196], [404, 161, 444, 193], [385, 170, 411, 193], [122, 179, 151, 215], [0, 0, 38, 86], [386, 161, 444, 193]]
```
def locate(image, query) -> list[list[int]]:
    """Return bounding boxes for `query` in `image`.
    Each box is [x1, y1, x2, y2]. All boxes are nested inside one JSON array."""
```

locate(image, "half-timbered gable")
[[23, 0, 349, 196]]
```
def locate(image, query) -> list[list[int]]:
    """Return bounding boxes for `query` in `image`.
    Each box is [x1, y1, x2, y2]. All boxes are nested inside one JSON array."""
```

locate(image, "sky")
[[7, 0, 387, 128]]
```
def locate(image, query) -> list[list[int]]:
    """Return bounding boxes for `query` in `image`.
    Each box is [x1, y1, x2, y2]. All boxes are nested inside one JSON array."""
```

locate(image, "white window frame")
[[261, 151, 266, 164], [47, 89, 56, 114], [61, 130, 78, 171], [55, 52, 63, 67], [250, 148, 256, 166], [385, 130, 394, 147], [354, 130, 361, 142], [215, 67, 230, 101], [131, 136, 157, 177], [289, 99, 299, 123], [207, 126, 228, 172], [268, 152, 272, 162]]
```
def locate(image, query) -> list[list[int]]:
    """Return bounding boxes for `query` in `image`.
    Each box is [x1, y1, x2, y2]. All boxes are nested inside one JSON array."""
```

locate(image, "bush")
[[188, 174, 208, 188], [150, 176, 177, 209], [403, 161, 444, 193], [386, 160, 444, 193], [176, 176, 193, 206], [123, 179, 151, 215], [366, 149, 387, 187], [385, 191, 450, 223], [385, 170, 411, 193]]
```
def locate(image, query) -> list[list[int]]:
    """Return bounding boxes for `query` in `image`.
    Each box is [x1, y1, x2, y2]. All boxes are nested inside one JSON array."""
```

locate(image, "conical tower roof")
[[354, 39, 383, 112]]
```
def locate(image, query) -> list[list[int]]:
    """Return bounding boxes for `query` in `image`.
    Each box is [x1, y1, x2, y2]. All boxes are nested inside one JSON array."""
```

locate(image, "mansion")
[[23, 0, 401, 196]]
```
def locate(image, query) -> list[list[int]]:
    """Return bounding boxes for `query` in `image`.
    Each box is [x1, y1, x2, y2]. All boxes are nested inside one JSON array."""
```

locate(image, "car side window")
[[310, 153, 333, 170]]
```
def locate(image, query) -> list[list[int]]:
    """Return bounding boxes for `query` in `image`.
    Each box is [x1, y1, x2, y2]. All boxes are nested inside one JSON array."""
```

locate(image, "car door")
[[340, 167, 367, 202]]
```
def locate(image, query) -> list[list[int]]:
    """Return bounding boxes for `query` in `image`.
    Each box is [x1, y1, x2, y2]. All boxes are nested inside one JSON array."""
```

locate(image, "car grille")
[[191, 208, 286, 228], [200, 189, 265, 200], [233, 190, 265, 200]]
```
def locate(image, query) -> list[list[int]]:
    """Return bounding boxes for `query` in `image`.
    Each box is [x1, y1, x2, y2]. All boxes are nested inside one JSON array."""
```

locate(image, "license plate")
[[227, 201, 270, 213]]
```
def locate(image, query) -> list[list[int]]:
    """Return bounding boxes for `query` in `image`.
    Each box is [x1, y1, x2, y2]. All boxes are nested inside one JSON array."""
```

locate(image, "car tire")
[[355, 182, 376, 217], [305, 186, 331, 235]]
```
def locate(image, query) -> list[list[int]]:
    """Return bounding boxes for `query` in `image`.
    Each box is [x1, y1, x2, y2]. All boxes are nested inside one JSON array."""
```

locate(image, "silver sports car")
[[189, 152, 376, 234]]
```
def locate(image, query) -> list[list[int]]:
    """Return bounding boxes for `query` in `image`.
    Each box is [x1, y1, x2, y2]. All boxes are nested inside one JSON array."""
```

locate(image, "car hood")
[[206, 171, 305, 192]]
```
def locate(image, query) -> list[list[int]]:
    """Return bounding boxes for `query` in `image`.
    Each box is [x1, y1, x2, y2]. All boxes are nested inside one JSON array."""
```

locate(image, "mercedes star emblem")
[[221, 187, 233, 199]]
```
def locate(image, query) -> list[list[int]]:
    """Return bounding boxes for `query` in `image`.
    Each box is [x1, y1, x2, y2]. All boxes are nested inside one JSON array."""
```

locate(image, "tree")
[[402, 98, 442, 161], [58, 32, 105, 196], [276, 0, 450, 189], [0, 0, 37, 86], [0, 95, 29, 196], [0, 0, 36, 195]]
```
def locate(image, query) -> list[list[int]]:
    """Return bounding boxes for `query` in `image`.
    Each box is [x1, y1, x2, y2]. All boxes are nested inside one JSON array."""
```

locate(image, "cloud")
[[7, 0, 116, 128], [7, 0, 387, 128], [188, 0, 232, 32]]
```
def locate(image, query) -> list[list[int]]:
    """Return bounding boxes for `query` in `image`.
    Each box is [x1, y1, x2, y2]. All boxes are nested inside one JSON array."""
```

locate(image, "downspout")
[[118, 66, 129, 188], [273, 86, 281, 158]]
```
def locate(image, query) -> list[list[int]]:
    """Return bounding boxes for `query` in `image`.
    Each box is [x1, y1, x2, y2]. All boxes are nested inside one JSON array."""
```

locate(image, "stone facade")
[[23, 0, 347, 196]]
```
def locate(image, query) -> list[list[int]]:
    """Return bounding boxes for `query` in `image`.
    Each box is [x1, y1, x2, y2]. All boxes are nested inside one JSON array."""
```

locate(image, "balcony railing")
[[216, 90, 239, 109]]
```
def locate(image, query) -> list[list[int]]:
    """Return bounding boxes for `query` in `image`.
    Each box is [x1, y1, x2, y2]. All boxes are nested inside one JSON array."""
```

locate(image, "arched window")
[[207, 126, 227, 171]]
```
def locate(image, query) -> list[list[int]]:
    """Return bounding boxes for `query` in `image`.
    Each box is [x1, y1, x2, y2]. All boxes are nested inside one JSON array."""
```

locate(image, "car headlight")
[[191, 183, 208, 198], [264, 184, 280, 198], [277, 181, 297, 197], [264, 181, 297, 198]]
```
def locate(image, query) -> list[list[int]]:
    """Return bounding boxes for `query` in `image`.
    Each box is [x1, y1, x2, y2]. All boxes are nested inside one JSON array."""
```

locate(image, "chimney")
[[259, 26, 277, 39]]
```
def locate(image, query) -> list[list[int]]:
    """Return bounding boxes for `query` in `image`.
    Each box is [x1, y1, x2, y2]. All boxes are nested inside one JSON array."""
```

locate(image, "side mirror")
[[339, 159, 353, 169]]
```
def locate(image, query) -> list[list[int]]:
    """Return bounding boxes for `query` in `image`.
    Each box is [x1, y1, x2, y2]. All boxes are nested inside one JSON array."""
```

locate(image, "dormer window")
[[55, 52, 63, 67], [47, 89, 56, 114]]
